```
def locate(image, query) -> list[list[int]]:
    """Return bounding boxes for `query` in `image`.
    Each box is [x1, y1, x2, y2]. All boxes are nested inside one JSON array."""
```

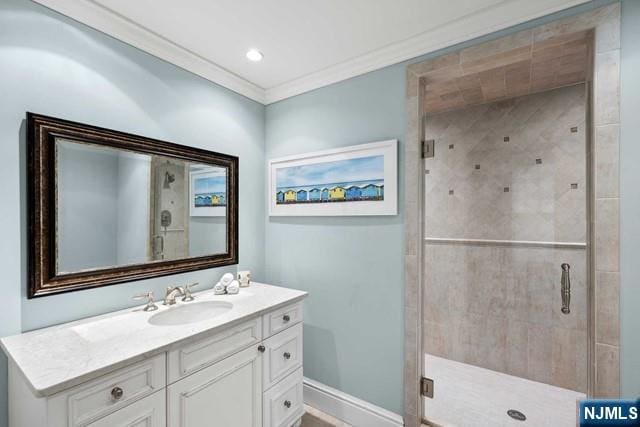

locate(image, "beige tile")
[[595, 344, 620, 398], [404, 255, 420, 307], [595, 4, 621, 53], [410, 51, 460, 76], [405, 254, 419, 308], [405, 202, 419, 255], [594, 50, 620, 126], [595, 198, 620, 272], [460, 45, 532, 76], [460, 29, 533, 64], [596, 271, 619, 346], [303, 405, 352, 427], [551, 327, 586, 391], [406, 155, 420, 204], [527, 324, 553, 384], [533, 4, 618, 43], [406, 96, 420, 150], [594, 125, 620, 198], [407, 70, 420, 98], [505, 320, 528, 378]]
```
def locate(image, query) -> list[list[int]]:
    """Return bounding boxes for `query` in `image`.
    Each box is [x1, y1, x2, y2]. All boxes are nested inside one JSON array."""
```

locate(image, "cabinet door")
[[168, 345, 262, 427], [89, 390, 165, 427]]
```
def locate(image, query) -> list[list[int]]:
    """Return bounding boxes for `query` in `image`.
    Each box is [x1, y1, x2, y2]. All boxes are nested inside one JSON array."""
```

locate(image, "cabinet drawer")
[[88, 390, 165, 427], [263, 368, 304, 427], [168, 316, 262, 383], [263, 323, 303, 390], [48, 353, 166, 427], [263, 302, 302, 338]]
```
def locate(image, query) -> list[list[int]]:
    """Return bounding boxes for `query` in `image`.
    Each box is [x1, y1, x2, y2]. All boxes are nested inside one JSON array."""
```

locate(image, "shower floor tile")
[[423, 354, 584, 427]]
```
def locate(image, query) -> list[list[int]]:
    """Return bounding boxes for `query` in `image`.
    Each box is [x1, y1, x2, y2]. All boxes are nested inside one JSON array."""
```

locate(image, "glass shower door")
[[421, 84, 589, 426]]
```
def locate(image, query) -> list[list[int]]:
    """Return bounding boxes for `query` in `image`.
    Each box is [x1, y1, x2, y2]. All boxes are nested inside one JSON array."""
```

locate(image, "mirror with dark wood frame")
[[27, 113, 238, 298]]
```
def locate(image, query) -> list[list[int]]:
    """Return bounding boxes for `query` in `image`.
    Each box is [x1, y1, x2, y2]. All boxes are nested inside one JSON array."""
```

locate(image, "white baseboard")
[[303, 377, 404, 427]]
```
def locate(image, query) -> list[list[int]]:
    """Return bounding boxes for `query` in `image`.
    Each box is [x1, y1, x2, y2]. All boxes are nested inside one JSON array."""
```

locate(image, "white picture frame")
[[189, 167, 227, 217], [268, 139, 397, 216]]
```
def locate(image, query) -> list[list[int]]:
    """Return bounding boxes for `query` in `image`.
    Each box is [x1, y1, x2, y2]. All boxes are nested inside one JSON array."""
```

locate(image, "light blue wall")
[[620, 0, 640, 399], [265, 65, 407, 414], [0, 1, 265, 426]]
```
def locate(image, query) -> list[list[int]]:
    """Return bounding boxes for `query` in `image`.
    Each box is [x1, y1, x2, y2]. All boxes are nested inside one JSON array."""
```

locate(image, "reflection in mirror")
[[56, 139, 227, 274]]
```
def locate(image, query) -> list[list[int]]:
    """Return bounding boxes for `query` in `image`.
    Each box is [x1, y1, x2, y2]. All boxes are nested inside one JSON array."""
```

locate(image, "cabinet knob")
[[284, 400, 292, 409], [258, 345, 266, 353], [283, 314, 291, 322], [111, 386, 124, 401], [283, 352, 291, 360]]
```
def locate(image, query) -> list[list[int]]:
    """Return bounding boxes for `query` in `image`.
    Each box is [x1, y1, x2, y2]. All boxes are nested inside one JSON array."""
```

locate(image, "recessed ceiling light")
[[246, 49, 263, 62]]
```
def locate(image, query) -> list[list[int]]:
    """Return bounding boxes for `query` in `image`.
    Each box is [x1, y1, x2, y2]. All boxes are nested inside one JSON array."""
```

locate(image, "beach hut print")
[[321, 188, 329, 201], [329, 187, 346, 201], [361, 183, 380, 199], [296, 189, 308, 202], [378, 185, 384, 198], [309, 188, 321, 201], [345, 185, 362, 200], [217, 194, 226, 205], [276, 191, 284, 203], [284, 189, 296, 202]]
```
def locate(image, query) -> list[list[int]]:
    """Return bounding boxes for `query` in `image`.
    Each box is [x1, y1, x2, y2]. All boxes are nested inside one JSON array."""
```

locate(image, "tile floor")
[[301, 405, 352, 427], [423, 354, 584, 426]]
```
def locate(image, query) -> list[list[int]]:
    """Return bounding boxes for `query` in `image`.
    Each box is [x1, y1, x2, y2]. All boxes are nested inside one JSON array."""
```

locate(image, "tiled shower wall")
[[422, 84, 588, 392]]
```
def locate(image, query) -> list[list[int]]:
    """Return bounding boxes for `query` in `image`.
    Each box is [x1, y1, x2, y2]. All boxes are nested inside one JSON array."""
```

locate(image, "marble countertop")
[[0, 282, 306, 397]]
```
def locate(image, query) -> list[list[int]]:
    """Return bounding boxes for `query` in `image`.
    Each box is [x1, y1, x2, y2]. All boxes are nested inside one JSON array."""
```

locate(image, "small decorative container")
[[237, 270, 251, 287]]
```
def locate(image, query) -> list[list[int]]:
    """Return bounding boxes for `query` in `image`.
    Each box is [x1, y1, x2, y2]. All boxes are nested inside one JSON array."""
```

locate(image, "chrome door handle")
[[561, 263, 571, 314]]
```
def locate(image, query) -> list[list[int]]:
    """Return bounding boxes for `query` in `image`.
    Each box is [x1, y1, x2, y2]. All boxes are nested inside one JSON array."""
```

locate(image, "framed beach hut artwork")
[[268, 140, 397, 216], [189, 166, 227, 217]]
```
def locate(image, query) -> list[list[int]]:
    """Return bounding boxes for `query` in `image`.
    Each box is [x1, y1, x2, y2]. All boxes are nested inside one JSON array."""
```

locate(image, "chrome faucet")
[[164, 286, 185, 305]]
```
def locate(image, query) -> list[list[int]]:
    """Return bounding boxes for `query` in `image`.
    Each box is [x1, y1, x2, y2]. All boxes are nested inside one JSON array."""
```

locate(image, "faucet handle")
[[133, 291, 158, 312], [182, 282, 199, 302]]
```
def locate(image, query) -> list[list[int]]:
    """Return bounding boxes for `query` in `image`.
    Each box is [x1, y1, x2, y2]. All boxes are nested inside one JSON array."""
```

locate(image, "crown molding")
[[31, 0, 266, 104], [32, 0, 588, 105], [263, 0, 589, 104]]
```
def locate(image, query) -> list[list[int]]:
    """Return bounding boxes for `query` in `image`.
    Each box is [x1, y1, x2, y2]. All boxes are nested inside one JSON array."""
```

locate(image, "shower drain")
[[507, 409, 527, 421]]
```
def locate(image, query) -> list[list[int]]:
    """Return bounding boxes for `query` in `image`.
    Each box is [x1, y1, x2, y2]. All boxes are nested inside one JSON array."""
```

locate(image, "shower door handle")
[[561, 263, 570, 314]]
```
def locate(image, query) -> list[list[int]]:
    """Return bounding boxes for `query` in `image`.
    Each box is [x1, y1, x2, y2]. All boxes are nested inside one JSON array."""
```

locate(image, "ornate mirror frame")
[[27, 112, 239, 298]]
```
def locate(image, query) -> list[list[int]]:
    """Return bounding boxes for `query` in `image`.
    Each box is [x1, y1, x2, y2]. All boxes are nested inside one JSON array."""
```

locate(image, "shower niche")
[[27, 113, 238, 297]]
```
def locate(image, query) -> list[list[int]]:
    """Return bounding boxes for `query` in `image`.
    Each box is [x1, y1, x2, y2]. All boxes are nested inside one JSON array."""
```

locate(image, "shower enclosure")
[[421, 84, 589, 426], [404, 6, 622, 426]]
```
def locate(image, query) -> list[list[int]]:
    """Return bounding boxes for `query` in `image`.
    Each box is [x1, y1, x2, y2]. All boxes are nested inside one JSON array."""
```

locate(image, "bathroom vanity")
[[1, 283, 306, 427]]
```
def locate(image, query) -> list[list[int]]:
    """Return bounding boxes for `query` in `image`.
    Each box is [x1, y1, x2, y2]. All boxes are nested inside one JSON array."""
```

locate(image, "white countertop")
[[0, 282, 306, 397]]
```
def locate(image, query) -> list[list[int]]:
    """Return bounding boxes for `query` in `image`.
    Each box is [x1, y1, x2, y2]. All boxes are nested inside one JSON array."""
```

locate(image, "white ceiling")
[[33, 0, 589, 104]]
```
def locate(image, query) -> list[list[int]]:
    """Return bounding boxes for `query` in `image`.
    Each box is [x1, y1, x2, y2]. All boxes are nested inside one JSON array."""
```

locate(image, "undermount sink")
[[148, 301, 233, 326]]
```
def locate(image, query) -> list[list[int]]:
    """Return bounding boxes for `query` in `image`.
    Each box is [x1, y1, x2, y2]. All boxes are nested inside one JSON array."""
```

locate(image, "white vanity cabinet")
[[7, 299, 305, 427]]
